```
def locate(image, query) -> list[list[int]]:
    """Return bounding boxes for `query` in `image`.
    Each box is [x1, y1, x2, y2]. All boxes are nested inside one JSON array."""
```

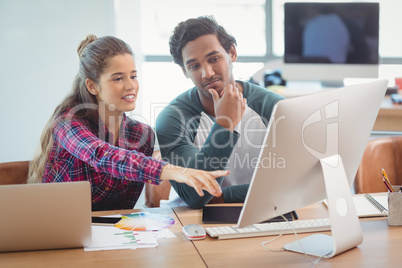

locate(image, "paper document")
[[85, 225, 158, 251], [353, 194, 388, 217], [323, 193, 388, 218]]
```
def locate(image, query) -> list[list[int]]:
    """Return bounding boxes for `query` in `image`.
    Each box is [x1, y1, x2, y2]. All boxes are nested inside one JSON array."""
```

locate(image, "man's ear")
[[181, 67, 190, 78], [229, 44, 238, 62], [86, 79, 98, 95]]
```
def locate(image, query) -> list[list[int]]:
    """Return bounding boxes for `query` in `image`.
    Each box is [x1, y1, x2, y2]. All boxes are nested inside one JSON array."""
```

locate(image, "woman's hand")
[[160, 164, 229, 197]]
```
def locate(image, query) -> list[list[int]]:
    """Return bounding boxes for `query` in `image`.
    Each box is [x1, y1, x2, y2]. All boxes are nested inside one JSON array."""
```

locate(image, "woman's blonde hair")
[[28, 35, 133, 183]]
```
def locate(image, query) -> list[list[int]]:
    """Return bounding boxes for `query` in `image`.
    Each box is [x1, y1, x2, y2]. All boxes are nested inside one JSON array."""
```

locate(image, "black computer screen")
[[284, 2, 379, 64]]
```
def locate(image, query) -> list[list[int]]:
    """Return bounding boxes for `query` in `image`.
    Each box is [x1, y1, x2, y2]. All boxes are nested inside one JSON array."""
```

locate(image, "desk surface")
[[0, 207, 205, 268], [2, 203, 402, 268], [174, 202, 402, 268]]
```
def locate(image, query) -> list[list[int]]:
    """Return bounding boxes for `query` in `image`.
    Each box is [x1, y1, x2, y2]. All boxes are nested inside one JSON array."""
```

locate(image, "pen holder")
[[388, 186, 402, 226]]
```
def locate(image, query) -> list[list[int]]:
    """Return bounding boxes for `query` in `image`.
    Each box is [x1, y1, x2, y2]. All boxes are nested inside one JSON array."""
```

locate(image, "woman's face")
[[94, 53, 139, 117]]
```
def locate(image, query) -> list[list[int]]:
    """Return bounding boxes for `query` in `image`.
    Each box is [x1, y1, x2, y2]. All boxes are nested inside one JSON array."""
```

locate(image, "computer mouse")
[[182, 224, 206, 240]]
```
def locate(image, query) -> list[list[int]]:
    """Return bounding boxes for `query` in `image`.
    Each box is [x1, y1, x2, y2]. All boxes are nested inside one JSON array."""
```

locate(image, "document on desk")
[[85, 226, 158, 251], [353, 194, 388, 217], [323, 194, 388, 218]]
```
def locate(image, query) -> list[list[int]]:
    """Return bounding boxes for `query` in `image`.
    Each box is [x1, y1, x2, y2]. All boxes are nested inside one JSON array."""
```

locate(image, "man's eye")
[[189, 64, 199, 71]]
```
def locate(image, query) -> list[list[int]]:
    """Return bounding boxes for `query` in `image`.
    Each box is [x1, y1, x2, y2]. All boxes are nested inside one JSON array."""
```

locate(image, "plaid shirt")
[[43, 109, 166, 211]]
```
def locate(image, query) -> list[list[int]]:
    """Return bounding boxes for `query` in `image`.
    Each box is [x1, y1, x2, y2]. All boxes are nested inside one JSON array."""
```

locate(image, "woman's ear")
[[86, 79, 98, 95]]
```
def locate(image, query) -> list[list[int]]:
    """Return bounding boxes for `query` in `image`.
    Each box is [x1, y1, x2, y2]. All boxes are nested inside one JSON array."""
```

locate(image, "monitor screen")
[[237, 79, 387, 229], [282, 2, 379, 85]]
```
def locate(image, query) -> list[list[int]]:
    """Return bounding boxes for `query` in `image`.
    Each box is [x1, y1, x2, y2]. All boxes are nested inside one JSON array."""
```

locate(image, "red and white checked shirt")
[[43, 109, 166, 211]]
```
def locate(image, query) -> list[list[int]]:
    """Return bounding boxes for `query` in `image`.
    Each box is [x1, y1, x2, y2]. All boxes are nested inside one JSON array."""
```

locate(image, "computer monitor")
[[282, 2, 380, 87], [237, 79, 387, 257]]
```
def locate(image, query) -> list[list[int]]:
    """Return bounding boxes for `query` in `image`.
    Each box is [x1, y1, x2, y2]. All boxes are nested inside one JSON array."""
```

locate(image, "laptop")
[[0, 181, 92, 252]]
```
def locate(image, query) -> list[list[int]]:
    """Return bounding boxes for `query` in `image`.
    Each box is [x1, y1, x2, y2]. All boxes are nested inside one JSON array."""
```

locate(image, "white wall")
[[0, 0, 116, 162]]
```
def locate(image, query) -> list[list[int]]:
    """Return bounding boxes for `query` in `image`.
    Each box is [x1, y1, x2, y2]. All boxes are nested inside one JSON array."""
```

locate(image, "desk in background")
[[374, 96, 402, 131]]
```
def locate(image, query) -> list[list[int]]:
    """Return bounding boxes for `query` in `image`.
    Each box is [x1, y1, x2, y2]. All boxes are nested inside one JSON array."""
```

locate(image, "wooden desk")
[[373, 96, 402, 131], [174, 203, 402, 268], [0, 207, 205, 268], [2, 204, 402, 267]]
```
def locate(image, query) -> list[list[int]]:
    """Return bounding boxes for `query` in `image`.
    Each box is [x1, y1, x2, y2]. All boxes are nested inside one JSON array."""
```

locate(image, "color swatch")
[[115, 212, 175, 231]]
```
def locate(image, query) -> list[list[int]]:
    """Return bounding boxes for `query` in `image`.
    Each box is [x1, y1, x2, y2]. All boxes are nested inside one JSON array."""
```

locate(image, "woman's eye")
[[114, 77, 123, 82], [131, 75, 137, 80]]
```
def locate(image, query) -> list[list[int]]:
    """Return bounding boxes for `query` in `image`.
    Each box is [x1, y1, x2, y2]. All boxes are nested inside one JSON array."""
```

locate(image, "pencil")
[[382, 176, 394, 192], [382, 168, 394, 192]]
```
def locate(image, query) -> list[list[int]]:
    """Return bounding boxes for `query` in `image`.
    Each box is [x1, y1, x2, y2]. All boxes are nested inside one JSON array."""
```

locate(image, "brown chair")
[[354, 136, 402, 194], [0, 161, 30, 185], [144, 180, 172, 207], [144, 150, 171, 207]]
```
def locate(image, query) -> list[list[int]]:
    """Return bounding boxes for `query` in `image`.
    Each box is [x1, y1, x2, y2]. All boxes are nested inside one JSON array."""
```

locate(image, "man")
[[155, 16, 284, 208]]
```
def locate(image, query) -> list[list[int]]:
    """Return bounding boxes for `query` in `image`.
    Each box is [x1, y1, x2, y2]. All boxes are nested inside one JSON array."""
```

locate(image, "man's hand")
[[209, 83, 247, 132]]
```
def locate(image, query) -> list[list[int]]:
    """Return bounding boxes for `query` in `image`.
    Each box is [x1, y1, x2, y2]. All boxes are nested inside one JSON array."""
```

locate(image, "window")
[[122, 0, 267, 125], [140, 0, 266, 56]]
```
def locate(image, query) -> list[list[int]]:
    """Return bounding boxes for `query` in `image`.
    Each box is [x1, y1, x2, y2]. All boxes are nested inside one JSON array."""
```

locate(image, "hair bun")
[[77, 34, 98, 58]]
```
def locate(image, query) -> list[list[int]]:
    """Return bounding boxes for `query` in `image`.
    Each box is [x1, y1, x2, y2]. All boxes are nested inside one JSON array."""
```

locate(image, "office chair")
[[144, 180, 172, 207], [0, 161, 30, 185], [354, 136, 402, 193], [144, 150, 171, 207]]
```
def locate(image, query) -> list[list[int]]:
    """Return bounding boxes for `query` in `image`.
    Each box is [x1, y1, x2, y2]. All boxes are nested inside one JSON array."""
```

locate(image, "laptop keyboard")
[[205, 218, 331, 239]]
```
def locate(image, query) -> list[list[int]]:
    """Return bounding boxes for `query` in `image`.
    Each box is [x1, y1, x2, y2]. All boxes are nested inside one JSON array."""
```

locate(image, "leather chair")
[[144, 150, 171, 207], [354, 136, 402, 193], [144, 180, 172, 207], [0, 161, 30, 185]]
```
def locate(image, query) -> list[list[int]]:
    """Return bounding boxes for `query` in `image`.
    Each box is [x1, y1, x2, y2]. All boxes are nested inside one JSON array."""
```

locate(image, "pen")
[[382, 168, 394, 192], [382, 176, 394, 192]]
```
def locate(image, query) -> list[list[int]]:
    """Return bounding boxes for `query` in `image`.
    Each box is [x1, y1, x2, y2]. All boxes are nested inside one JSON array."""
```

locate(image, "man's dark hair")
[[169, 15, 237, 67]]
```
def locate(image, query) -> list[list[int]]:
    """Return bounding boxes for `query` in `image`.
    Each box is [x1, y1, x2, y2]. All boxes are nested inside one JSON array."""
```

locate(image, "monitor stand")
[[284, 154, 363, 258]]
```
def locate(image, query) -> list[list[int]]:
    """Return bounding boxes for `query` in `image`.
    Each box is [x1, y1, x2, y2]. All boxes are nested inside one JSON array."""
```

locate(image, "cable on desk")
[[261, 207, 327, 265]]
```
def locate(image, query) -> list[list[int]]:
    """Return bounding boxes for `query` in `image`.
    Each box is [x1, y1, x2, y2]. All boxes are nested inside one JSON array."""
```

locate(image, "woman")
[[28, 34, 227, 211]]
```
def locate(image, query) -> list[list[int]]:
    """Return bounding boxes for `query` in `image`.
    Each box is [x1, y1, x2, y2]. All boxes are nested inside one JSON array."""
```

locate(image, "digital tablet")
[[202, 206, 296, 224]]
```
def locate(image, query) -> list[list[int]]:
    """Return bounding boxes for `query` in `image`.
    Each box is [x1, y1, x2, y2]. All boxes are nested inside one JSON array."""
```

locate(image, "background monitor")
[[282, 2, 380, 87], [237, 79, 387, 229]]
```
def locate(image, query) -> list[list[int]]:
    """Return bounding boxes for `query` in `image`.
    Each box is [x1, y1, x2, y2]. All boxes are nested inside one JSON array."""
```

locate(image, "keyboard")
[[205, 218, 331, 240]]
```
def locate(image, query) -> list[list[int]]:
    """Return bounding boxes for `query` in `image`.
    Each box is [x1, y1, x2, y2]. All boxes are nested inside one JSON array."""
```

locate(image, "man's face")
[[181, 34, 237, 99]]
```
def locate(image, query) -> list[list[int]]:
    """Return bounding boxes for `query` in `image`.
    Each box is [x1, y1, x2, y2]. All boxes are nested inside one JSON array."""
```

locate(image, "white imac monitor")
[[282, 2, 380, 87], [237, 80, 387, 257]]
